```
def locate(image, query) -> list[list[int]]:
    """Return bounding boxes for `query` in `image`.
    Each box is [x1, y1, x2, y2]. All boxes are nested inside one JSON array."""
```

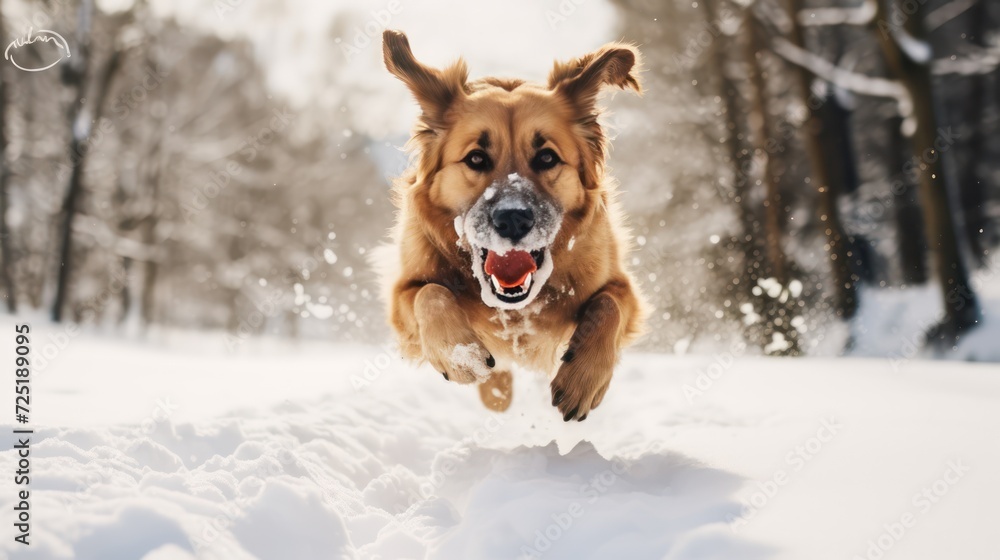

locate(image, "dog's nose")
[[491, 208, 535, 241]]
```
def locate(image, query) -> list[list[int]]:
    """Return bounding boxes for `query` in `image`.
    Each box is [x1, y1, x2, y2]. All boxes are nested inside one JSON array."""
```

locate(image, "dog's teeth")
[[490, 275, 502, 293], [523, 273, 532, 290]]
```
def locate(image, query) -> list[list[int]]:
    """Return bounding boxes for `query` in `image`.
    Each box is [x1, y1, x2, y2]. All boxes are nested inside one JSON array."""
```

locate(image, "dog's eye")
[[531, 148, 561, 172], [463, 150, 493, 172]]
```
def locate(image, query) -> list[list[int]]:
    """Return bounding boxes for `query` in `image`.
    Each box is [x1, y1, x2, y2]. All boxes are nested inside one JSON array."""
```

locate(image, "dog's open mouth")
[[481, 248, 545, 304]]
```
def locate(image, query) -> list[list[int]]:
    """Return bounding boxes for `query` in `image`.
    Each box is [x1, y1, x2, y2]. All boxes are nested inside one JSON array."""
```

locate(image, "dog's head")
[[384, 30, 640, 310]]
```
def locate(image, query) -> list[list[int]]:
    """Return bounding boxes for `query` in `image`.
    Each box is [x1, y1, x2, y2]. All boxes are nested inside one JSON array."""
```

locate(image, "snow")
[[798, 2, 876, 27], [848, 264, 1000, 362], [449, 343, 493, 381], [462, 174, 564, 256], [890, 26, 933, 65], [2, 318, 998, 559]]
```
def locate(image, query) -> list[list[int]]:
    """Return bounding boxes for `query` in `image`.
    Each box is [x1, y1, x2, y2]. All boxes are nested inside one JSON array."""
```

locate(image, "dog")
[[380, 30, 647, 421]]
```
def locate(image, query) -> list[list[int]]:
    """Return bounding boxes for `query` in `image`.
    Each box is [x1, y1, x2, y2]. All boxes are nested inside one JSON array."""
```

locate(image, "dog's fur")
[[380, 30, 647, 421]]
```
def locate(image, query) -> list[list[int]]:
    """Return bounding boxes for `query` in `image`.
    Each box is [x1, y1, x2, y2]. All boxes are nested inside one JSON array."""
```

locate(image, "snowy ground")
[[1, 317, 998, 560]]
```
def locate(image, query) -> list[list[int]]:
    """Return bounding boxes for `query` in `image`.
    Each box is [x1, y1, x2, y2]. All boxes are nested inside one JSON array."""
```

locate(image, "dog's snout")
[[491, 208, 535, 242]]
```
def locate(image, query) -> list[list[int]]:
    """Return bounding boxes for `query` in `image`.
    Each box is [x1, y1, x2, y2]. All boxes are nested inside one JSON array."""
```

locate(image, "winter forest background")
[[2, 0, 999, 360]]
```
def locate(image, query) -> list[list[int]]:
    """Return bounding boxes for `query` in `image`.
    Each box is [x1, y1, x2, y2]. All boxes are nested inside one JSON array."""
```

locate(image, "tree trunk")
[[784, 0, 858, 319], [745, 17, 801, 355], [873, 0, 981, 344], [701, 0, 771, 349], [139, 166, 161, 328], [955, 0, 989, 267], [140, 256, 158, 326], [700, 0, 758, 247], [0, 6, 16, 312], [53, 19, 123, 322], [888, 115, 929, 285], [746, 24, 788, 286]]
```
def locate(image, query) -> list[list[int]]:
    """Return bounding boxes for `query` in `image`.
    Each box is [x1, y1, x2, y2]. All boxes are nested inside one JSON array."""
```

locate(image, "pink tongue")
[[484, 250, 537, 288]]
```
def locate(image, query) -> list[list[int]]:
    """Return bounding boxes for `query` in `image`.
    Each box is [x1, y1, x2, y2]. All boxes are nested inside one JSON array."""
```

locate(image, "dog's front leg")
[[550, 281, 640, 421], [397, 283, 494, 384]]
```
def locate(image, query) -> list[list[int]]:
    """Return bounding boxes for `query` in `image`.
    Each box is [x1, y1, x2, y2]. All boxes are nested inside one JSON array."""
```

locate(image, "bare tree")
[[0, 6, 16, 312], [888, 114, 929, 285], [745, 14, 802, 355], [783, 0, 858, 319], [873, 0, 981, 342], [954, 0, 990, 267], [52, 1, 125, 321]]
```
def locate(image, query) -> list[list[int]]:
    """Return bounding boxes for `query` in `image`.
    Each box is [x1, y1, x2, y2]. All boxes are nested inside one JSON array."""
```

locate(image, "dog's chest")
[[478, 303, 570, 374]]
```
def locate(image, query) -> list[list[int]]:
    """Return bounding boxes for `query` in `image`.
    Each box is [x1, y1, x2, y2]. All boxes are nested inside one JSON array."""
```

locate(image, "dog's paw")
[[549, 352, 613, 422], [478, 369, 513, 412], [414, 284, 495, 384], [424, 334, 494, 385]]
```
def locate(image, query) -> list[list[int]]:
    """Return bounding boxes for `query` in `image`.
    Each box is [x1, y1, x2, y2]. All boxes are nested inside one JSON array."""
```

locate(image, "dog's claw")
[[441, 372, 449, 381], [577, 414, 587, 422], [486, 354, 495, 368], [552, 389, 564, 406], [563, 407, 578, 422]]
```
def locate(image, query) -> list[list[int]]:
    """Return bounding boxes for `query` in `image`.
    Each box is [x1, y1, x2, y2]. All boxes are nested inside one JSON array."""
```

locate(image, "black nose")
[[491, 208, 535, 241]]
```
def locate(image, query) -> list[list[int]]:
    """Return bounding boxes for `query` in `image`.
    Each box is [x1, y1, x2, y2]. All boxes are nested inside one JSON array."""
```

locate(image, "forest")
[[0, 0, 997, 358]]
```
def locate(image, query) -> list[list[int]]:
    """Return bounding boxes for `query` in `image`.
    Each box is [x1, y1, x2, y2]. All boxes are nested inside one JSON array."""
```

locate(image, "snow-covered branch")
[[925, 0, 979, 32], [798, 0, 876, 27], [888, 24, 933, 64], [770, 36, 908, 101], [933, 45, 1000, 76], [73, 218, 165, 262]]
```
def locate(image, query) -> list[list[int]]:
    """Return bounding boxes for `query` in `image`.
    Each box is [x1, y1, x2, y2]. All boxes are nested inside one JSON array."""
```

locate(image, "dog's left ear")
[[549, 44, 641, 189], [383, 30, 468, 130], [548, 43, 642, 109]]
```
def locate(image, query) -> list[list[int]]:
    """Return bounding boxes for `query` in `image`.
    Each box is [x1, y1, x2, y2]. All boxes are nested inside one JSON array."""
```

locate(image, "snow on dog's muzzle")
[[455, 174, 562, 310]]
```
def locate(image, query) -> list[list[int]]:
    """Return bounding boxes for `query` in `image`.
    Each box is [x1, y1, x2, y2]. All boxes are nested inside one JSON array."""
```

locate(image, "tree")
[[888, 114, 929, 285], [0, 6, 16, 312], [744, 13, 802, 355], [783, 0, 859, 319], [872, 0, 981, 343], [52, 2, 126, 321]]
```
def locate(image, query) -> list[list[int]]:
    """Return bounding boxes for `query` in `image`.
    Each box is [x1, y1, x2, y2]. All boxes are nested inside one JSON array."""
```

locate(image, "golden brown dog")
[[380, 30, 647, 421]]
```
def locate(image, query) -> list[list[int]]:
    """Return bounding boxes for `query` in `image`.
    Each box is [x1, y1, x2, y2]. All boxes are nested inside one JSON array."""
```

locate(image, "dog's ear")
[[383, 30, 468, 130], [549, 44, 641, 189], [548, 43, 641, 108]]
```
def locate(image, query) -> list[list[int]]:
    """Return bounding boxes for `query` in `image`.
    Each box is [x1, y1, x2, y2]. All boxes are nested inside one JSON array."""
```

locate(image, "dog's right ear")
[[383, 30, 468, 130]]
